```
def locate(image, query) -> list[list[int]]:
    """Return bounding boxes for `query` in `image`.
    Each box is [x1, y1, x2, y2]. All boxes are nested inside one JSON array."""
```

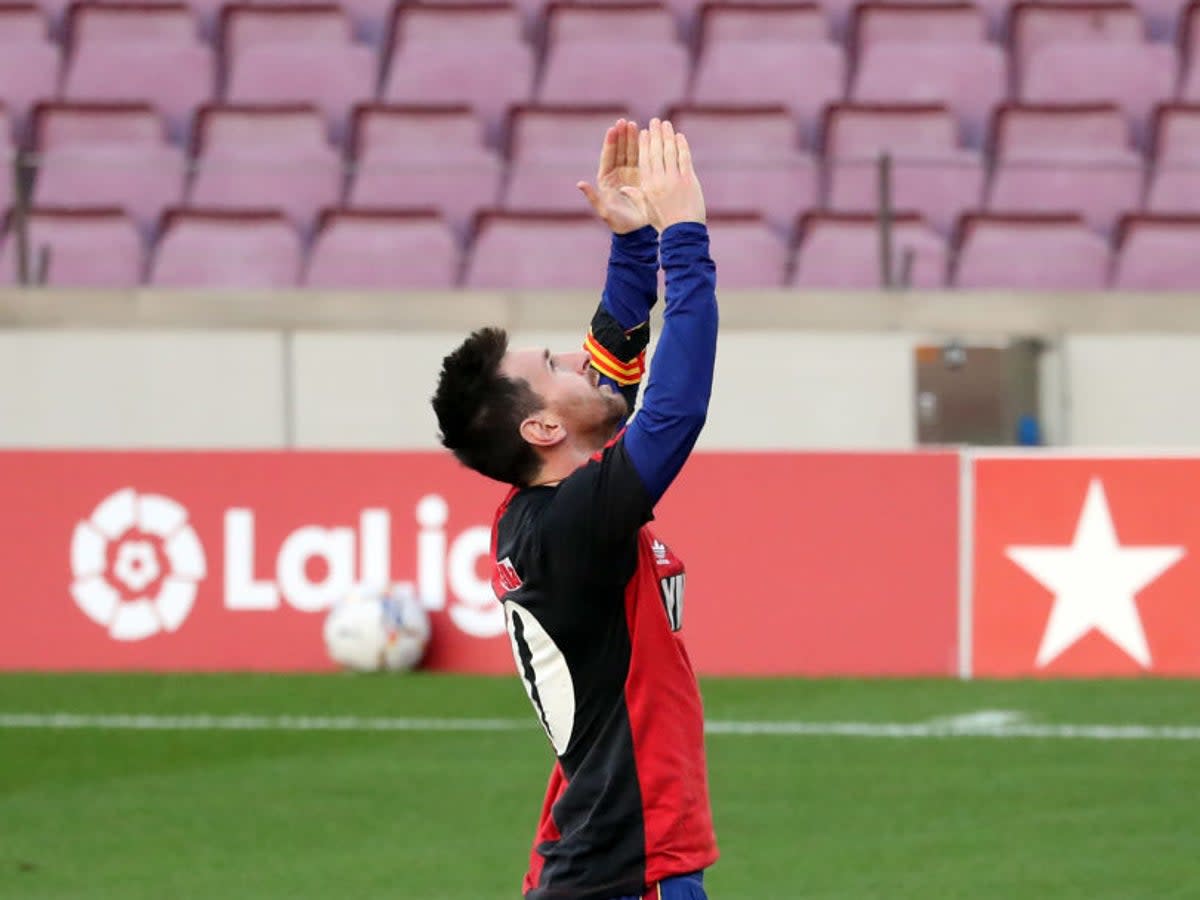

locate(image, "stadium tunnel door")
[[915, 338, 1043, 446]]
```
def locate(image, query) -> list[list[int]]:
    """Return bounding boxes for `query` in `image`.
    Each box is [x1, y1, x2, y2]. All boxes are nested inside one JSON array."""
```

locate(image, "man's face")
[[501, 347, 628, 449]]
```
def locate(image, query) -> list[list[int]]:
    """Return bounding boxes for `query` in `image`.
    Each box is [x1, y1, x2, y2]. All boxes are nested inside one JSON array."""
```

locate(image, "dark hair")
[[431, 327, 544, 486]]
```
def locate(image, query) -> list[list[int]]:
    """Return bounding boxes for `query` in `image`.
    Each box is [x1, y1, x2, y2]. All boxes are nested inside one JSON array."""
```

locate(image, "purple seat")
[[790, 211, 947, 288], [463, 210, 609, 288], [538, 4, 687, 124], [986, 103, 1142, 233], [150, 209, 301, 287], [705, 213, 788, 287], [503, 105, 631, 213], [0, 207, 143, 287], [1147, 103, 1200, 213], [305, 209, 459, 288], [187, 105, 341, 232], [348, 104, 502, 234], [1013, 2, 1174, 139], [250, 0, 394, 43], [62, 4, 213, 140], [0, 5, 60, 130], [668, 105, 817, 230], [1111, 213, 1200, 288], [952, 212, 1110, 288], [1136, 0, 1191, 38], [381, 4, 533, 140], [31, 102, 186, 233], [221, 5, 373, 139], [1177, 2, 1200, 99], [823, 103, 983, 233], [0, 105, 12, 216], [689, 3, 844, 138], [850, 3, 1005, 145]]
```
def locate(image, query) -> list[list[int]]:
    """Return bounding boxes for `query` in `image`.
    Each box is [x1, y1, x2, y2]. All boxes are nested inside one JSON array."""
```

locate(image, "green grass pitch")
[[0, 674, 1197, 899]]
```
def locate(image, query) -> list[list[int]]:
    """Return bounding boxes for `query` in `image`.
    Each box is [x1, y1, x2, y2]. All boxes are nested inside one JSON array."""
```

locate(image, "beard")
[[574, 385, 631, 451]]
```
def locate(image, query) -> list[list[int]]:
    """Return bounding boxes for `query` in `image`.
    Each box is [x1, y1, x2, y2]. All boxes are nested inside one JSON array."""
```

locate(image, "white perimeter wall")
[[4, 290, 1200, 449]]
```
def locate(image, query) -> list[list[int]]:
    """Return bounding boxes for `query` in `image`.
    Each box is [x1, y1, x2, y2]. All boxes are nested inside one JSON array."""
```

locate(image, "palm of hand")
[[596, 164, 648, 234]]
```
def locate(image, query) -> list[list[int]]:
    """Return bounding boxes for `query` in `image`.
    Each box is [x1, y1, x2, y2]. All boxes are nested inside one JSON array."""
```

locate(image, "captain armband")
[[583, 306, 650, 386]]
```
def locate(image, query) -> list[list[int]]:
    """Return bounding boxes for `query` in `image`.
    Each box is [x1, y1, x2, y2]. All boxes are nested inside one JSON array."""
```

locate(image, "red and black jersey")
[[491, 438, 718, 900]]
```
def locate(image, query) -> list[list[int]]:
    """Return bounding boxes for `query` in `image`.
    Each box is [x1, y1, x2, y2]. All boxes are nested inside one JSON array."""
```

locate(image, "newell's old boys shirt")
[[491, 223, 720, 900]]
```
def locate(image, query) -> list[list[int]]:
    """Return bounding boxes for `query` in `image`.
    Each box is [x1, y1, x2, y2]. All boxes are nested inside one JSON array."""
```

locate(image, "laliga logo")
[[69, 489, 503, 642], [70, 488, 207, 641]]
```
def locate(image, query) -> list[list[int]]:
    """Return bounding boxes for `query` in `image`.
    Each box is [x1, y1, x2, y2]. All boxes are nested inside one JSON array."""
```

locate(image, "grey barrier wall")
[[4, 288, 1200, 449]]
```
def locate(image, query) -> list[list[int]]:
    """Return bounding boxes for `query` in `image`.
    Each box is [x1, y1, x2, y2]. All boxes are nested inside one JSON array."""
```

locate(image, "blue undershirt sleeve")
[[623, 222, 718, 503]]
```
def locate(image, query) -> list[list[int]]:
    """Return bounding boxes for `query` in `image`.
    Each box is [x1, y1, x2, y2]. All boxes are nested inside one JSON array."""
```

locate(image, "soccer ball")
[[322, 589, 431, 673]]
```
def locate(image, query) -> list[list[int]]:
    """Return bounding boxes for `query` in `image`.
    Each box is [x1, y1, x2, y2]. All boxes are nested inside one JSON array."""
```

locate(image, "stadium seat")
[[790, 211, 948, 288], [187, 105, 342, 233], [689, 3, 844, 137], [0, 5, 61, 130], [220, 5, 373, 139], [62, 3, 214, 140], [150, 208, 301, 287], [1110, 213, 1200, 288], [850, 2, 1005, 145], [347, 104, 502, 235], [952, 212, 1110, 288], [1146, 103, 1200, 214], [538, 4, 688, 124], [381, 3, 534, 140], [249, 0, 395, 44], [503, 105, 631, 212], [0, 207, 143, 287], [463, 210, 609, 288], [986, 103, 1143, 233], [668, 105, 817, 230], [823, 103, 983, 233], [1177, 2, 1200, 99], [1135, 0, 1191, 38], [0, 106, 12, 218], [305, 208, 460, 288], [1012, 2, 1175, 139], [704, 213, 789, 287], [30, 102, 186, 234]]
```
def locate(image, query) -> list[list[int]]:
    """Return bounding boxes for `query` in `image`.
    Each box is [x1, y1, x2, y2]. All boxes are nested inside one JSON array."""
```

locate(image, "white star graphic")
[[1005, 478, 1185, 669]]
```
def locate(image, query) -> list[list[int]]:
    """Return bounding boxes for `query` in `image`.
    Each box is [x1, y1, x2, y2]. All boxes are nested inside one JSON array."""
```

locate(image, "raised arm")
[[621, 120, 716, 503], [577, 120, 659, 416]]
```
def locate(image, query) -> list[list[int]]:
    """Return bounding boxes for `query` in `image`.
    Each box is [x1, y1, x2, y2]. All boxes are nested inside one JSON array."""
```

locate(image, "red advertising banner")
[[0, 451, 959, 675], [973, 455, 1200, 676]]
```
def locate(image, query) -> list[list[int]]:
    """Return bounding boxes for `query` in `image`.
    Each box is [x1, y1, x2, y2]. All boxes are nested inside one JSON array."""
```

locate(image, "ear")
[[519, 412, 567, 449]]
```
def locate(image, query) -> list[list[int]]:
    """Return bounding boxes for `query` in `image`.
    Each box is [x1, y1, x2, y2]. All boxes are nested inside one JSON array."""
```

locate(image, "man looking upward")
[[432, 118, 718, 900]]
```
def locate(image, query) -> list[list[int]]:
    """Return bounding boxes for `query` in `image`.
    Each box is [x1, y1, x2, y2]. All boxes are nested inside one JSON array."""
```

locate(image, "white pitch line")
[[1, 713, 1199, 741]]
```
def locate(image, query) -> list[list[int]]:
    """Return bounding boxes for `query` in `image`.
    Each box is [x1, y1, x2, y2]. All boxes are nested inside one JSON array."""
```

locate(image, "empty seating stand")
[[850, 2, 1005, 145], [689, 3, 844, 138], [669, 105, 817, 230], [187, 104, 341, 232], [62, 3, 213, 139], [381, 3, 533, 140], [463, 210, 609, 288], [539, 4, 687, 124], [0, 207, 143, 286], [986, 103, 1143, 233], [952, 212, 1111, 288], [1111, 213, 1200, 288], [305, 208, 460, 288], [150, 208, 301, 287], [823, 102, 983, 233], [503, 105, 631, 212], [790, 211, 948, 288], [347, 104, 502, 235], [31, 102, 187, 233]]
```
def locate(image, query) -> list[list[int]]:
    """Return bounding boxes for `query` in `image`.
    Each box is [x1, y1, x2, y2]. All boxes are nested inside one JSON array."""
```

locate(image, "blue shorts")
[[614, 870, 707, 900]]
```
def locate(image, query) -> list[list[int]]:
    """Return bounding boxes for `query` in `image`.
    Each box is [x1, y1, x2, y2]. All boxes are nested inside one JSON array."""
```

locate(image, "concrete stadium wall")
[[4, 288, 1200, 448]]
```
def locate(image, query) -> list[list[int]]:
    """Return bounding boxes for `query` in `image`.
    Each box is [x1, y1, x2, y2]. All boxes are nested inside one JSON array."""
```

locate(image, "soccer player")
[[431, 118, 718, 900]]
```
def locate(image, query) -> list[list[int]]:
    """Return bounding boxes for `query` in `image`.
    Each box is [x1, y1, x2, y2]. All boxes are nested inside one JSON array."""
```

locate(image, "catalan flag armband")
[[584, 305, 650, 387]]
